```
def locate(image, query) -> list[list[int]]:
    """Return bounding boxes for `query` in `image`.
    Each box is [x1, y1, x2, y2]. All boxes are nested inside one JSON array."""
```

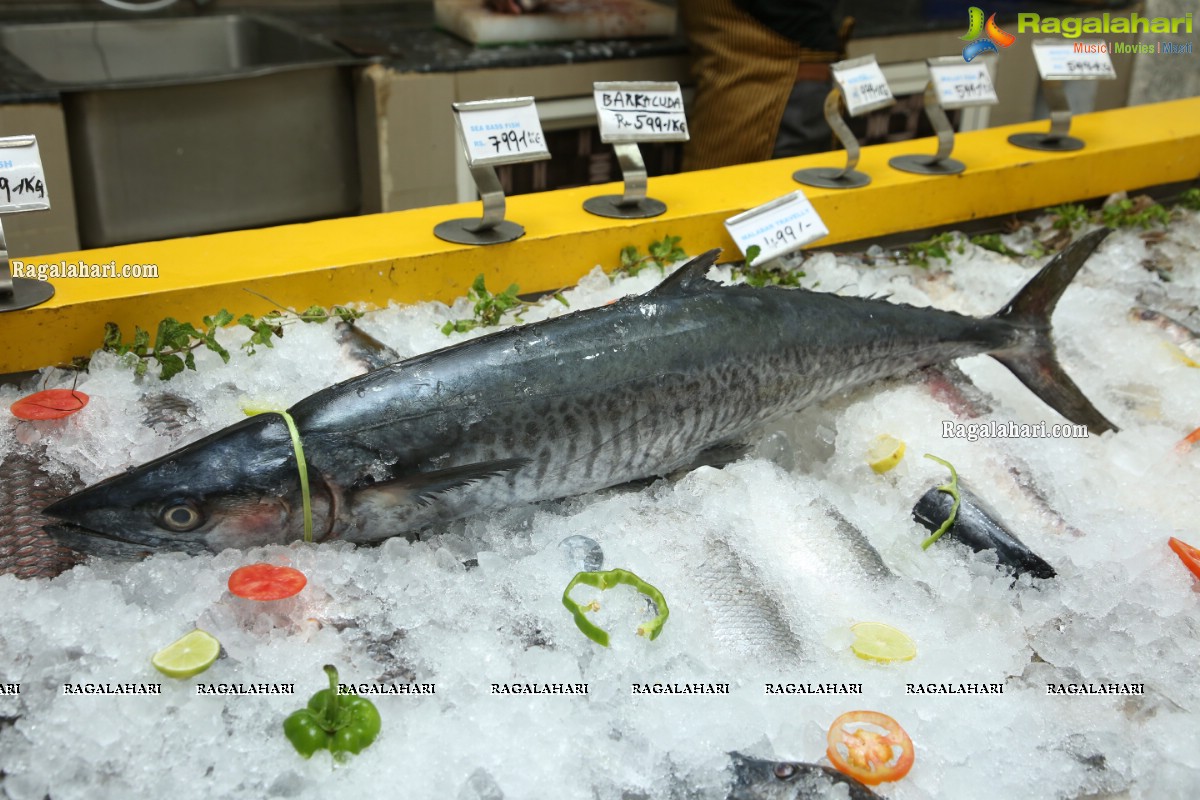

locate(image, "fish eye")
[[773, 763, 797, 780], [158, 500, 204, 532]]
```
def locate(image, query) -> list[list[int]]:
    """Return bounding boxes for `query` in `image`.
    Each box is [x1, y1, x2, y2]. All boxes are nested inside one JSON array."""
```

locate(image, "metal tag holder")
[[584, 81, 689, 220], [889, 57, 998, 176], [1008, 80, 1085, 152], [1, 135, 55, 313], [794, 56, 894, 190], [1010, 39, 1116, 152], [435, 98, 550, 246], [888, 80, 965, 175]]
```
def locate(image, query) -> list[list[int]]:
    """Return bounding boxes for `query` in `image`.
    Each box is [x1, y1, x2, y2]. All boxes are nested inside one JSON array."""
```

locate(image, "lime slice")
[[867, 435, 906, 474], [152, 629, 221, 679], [850, 621, 916, 663]]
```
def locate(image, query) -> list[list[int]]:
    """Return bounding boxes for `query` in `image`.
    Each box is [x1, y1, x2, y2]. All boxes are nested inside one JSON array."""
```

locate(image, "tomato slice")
[[1168, 537, 1200, 581], [228, 563, 307, 601], [10, 389, 90, 420], [826, 710, 915, 786]]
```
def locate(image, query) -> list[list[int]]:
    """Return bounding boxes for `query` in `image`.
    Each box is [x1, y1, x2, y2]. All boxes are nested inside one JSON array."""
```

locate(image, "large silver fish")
[[44, 231, 1117, 557]]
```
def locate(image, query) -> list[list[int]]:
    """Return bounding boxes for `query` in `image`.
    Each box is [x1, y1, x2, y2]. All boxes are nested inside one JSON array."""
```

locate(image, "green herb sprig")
[[441, 275, 568, 336], [616, 235, 687, 278], [102, 304, 363, 380], [731, 244, 807, 287], [905, 232, 966, 269]]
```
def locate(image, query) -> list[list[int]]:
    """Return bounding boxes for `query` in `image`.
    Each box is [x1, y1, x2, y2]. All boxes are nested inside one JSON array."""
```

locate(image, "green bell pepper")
[[562, 568, 669, 647], [283, 665, 381, 759]]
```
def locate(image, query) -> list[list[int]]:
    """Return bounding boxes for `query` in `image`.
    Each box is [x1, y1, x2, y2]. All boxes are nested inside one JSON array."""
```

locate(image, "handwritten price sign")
[[593, 81, 689, 143], [725, 191, 828, 264], [833, 56, 895, 116], [0, 135, 50, 214], [928, 57, 998, 109], [453, 97, 550, 168], [1032, 40, 1116, 80]]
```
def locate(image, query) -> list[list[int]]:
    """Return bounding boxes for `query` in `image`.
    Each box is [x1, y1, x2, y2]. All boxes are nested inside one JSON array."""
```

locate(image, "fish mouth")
[[41, 522, 209, 560]]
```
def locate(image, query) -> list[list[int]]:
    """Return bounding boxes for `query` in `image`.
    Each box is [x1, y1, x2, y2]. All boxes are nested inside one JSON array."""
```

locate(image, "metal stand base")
[[433, 219, 524, 246], [888, 154, 966, 175], [793, 167, 871, 189], [0, 277, 55, 312], [1007, 132, 1085, 152], [582, 195, 667, 219]]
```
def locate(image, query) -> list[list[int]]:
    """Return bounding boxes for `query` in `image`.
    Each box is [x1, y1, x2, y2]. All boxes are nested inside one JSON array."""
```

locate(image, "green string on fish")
[[243, 405, 313, 544], [920, 453, 960, 550]]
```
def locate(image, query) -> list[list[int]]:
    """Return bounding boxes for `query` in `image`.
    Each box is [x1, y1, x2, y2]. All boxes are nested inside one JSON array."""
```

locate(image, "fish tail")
[[990, 229, 1118, 434]]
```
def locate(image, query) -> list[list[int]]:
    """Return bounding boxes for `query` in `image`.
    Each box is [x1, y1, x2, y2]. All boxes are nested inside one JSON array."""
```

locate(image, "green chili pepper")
[[920, 453, 961, 550], [562, 568, 669, 647], [283, 665, 381, 759]]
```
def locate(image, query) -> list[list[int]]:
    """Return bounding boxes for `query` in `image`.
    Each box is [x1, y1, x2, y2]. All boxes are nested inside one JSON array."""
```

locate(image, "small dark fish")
[[727, 753, 880, 800], [1128, 306, 1200, 364], [917, 363, 993, 419], [334, 321, 400, 372], [140, 391, 197, 437], [918, 364, 1086, 538], [913, 482, 1056, 579], [0, 448, 84, 579]]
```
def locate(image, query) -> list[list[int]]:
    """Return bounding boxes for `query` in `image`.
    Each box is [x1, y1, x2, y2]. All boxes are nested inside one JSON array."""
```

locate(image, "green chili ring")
[[562, 568, 669, 647], [920, 453, 961, 550]]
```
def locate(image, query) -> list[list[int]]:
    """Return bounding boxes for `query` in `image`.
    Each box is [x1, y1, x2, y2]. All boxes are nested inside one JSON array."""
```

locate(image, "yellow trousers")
[[680, 0, 807, 171]]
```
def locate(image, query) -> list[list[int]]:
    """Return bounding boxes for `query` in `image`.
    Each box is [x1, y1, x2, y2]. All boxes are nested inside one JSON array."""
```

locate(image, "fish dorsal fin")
[[647, 248, 722, 296]]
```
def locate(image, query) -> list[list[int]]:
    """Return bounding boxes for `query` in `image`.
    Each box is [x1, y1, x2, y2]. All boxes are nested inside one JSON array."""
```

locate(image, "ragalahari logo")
[[962, 7, 1016, 62]]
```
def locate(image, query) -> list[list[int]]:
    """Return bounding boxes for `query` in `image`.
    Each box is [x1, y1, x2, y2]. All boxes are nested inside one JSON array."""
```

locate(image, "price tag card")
[[724, 191, 828, 264], [928, 56, 998, 109], [453, 97, 551, 168], [833, 55, 895, 116], [0, 135, 50, 214], [593, 81, 689, 143], [1032, 39, 1116, 80]]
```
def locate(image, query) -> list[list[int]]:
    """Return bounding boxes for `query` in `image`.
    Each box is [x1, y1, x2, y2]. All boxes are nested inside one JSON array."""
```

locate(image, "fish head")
[[43, 414, 334, 557], [726, 753, 879, 800]]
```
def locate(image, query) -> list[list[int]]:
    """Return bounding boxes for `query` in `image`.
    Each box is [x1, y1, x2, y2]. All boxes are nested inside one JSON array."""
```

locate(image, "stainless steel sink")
[[0, 15, 363, 247], [0, 15, 351, 87]]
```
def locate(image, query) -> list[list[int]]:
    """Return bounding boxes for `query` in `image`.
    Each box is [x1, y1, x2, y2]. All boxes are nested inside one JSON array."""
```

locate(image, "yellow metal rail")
[[2, 97, 1199, 375]]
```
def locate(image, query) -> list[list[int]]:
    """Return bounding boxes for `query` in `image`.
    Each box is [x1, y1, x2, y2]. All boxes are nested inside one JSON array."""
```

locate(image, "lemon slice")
[[867, 435, 906, 474], [152, 629, 221, 679], [850, 621, 916, 663]]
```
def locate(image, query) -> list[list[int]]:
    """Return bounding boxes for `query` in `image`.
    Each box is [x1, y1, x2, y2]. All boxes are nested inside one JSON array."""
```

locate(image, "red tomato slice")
[[10, 389, 90, 420], [228, 563, 307, 601], [1168, 537, 1200, 581], [826, 710, 915, 786]]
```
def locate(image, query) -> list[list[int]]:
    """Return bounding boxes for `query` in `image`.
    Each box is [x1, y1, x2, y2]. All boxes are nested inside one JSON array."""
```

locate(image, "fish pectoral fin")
[[647, 248, 722, 296], [356, 457, 530, 507], [676, 441, 752, 473]]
